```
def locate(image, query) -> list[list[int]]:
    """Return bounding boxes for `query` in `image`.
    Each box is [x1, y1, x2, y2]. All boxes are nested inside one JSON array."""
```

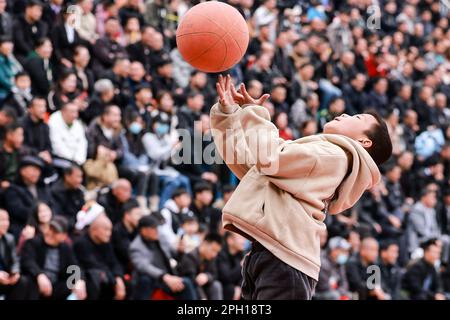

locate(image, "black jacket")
[[50, 179, 85, 230], [73, 233, 123, 280], [20, 235, 83, 281], [216, 246, 243, 300], [12, 16, 48, 61], [189, 202, 222, 234], [23, 55, 54, 96], [402, 258, 443, 300], [50, 23, 84, 64], [177, 248, 218, 285], [3, 177, 54, 239], [93, 36, 127, 72], [0, 233, 20, 274], [97, 190, 127, 225], [86, 119, 124, 162], [379, 261, 403, 300], [112, 221, 137, 275], [0, 12, 13, 37], [20, 115, 52, 155], [345, 255, 374, 300]]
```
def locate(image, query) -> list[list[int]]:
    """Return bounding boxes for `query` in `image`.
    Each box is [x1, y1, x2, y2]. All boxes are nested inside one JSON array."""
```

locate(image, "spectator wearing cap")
[[142, 112, 190, 208], [379, 242, 402, 300], [23, 37, 54, 97], [190, 182, 222, 234], [0, 209, 29, 300], [48, 102, 88, 165], [346, 237, 389, 300], [0, 122, 26, 184], [315, 237, 351, 300], [3, 72, 33, 118], [96, 178, 133, 225], [112, 199, 142, 277], [216, 232, 246, 300], [130, 214, 197, 300], [12, 0, 48, 63], [0, 0, 13, 38], [21, 216, 87, 300], [19, 97, 52, 167], [177, 233, 223, 300], [3, 155, 54, 239], [402, 239, 446, 300], [73, 213, 125, 300], [93, 17, 128, 75], [50, 164, 85, 230], [0, 35, 22, 103]]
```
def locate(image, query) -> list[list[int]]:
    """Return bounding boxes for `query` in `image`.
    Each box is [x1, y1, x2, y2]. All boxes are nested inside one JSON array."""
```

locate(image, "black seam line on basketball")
[[230, 28, 243, 58], [218, 37, 228, 71], [176, 31, 222, 38], [192, 12, 228, 35], [185, 33, 226, 66]]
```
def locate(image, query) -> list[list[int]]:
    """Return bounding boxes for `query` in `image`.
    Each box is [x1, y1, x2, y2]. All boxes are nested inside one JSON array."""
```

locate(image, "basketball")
[[176, 1, 249, 73]]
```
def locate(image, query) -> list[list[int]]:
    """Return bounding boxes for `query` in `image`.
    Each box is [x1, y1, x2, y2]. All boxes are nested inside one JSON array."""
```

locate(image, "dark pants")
[[27, 276, 71, 300], [134, 274, 197, 300], [0, 276, 30, 300], [241, 242, 317, 300]]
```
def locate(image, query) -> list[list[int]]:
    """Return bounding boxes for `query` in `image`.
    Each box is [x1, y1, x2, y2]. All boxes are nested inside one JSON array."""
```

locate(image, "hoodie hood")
[[299, 133, 381, 214]]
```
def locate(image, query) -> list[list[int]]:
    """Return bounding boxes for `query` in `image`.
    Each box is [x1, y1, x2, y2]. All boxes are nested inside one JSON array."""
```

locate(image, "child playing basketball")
[[210, 75, 392, 300]]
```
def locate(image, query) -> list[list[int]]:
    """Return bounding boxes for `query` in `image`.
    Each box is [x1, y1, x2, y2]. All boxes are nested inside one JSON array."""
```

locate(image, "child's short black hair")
[[364, 110, 393, 166]]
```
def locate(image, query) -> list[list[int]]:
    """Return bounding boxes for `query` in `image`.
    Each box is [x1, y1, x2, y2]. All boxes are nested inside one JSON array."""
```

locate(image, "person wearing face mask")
[[120, 111, 159, 212], [314, 236, 351, 300], [142, 112, 191, 209]]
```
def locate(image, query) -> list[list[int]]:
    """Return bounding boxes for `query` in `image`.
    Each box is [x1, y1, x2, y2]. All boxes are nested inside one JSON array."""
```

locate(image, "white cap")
[[75, 202, 105, 230]]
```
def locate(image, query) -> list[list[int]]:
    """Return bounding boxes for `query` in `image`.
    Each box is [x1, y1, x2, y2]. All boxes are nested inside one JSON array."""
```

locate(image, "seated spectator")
[[48, 102, 87, 165], [127, 60, 148, 94], [177, 215, 201, 254], [3, 156, 53, 239], [17, 201, 52, 253], [125, 83, 153, 129], [112, 199, 142, 277], [93, 17, 128, 75], [0, 35, 22, 104], [0, 0, 13, 38], [123, 16, 141, 45], [315, 237, 351, 300], [72, 45, 94, 96], [365, 78, 389, 117], [159, 188, 194, 249], [402, 239, 447, 300], [101, 57, 131, 108], [3, 72, 33, 118], [274, 111, 293, 140], [126, 25, 156, 73], [21, 216, 87, 300], [216, 232, 246, 300], [142, 112, 190, 208], [74, 0, 98, 45], [182, 71, 215, 108], [0, 209, 28, 300], [82, 78, 117, 125], [120, 111, 157, 211], [379, 242, 402, 300], [97, 178, 133, 225], [178, 233, 223, 300], [73, 213, 125, 300], [176, 91, 203, 134], [48, 70, 88, 112], [346, 237, 389, 300], [23, 37, 54, 97], [0, 122, 26, 184], [151, 57, 179, 94], [12, 0, 48, 63], [190, 182, 222, 234], [50, 164, 85, 230], [20, 97, 52, 168], [130, 214, 196, 300]]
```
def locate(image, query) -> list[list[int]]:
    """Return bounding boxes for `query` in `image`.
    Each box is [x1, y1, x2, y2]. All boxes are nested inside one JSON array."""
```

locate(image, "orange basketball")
[[176, 1, 249, 73]]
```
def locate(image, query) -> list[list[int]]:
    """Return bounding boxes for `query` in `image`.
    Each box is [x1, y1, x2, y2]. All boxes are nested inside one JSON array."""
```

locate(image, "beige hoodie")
[[210, 103, 381, 281]]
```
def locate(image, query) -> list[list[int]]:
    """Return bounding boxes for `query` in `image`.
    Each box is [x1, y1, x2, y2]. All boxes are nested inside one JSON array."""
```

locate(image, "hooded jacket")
[[210, 103, 380, 280]]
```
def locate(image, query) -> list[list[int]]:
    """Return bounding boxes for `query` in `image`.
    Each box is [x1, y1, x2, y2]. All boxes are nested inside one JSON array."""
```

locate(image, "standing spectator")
[[0, 209, 28, 300], [12, 0, 48, 63], [402, 239, 446, 300], [48, 102, 88, 165], [130, 214, 197, 300], [216, 232, 246, 300], [177, 233, 223, 300], [73, 214, 126, 300], [21, 216, 87, 300]]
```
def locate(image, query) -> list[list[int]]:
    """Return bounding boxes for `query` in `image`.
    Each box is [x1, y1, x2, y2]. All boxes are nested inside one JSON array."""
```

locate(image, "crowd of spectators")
[[0, 0, 449, 300]]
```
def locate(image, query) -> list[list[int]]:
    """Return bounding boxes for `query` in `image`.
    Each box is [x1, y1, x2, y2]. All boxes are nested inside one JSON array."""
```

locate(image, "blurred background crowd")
[[0, 0, 449, 300]]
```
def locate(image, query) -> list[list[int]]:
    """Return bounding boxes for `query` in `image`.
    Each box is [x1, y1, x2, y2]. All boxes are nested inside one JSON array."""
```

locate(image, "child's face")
[[16, 76, 31, 90], [182, 221, 199, 235]]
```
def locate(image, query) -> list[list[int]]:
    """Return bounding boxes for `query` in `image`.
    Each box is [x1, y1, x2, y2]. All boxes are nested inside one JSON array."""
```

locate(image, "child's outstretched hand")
[[231, 82, 270, 107], [216, 74, 236, 113]]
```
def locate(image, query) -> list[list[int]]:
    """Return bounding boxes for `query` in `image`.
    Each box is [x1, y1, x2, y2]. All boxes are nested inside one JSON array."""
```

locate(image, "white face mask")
[[434, 260, 441, 269]]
